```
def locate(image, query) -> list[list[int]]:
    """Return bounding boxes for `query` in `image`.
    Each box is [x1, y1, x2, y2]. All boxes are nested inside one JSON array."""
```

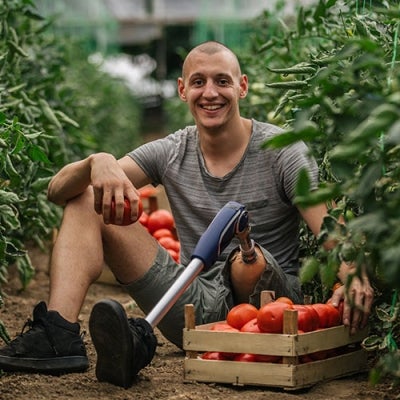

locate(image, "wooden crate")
[[183, 300, 369, 390]]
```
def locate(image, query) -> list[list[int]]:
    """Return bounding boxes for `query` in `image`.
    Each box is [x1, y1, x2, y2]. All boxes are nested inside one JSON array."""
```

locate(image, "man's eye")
[[219, 79, 229, 85], [193, 80, 203, 86]]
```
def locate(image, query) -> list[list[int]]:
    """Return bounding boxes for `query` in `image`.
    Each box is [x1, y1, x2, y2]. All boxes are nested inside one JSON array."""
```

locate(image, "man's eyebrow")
[[188, 72, 204, 80], [188, 72, 232, 80]]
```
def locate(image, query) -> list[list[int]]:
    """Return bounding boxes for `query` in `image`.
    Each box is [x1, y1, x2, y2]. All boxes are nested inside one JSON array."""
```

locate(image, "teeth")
[[202, 105, 221, 110]]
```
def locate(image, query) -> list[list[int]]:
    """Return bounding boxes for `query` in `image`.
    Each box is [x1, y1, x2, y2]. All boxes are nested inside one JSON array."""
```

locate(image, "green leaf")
[[295, 168, 311, 198], [262, 121, 319, 149], [27, 145, 50, 163], [362, 335, 382, 351], [0, 204, 20, 230], [30, 177, 51, 191], [10, 132, 25, 154], [5, 240, 26, 257], [24, 131, 43, 140], [295, 184, 341, 207], [0, 190, 20, 204], [16, 254, 35, 290], [375, 306, 393, 323], [299, 257, 320, 283], [329, 143, 364, 161], [297, 7, 305, 36]]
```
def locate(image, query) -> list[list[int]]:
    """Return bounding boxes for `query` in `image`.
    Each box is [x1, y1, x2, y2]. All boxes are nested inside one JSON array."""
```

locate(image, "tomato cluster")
[[137, 189, 180, 263], [201, 297, 344, 364]]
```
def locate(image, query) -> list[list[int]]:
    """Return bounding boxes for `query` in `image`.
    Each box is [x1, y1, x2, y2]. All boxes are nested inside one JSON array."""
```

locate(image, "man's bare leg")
[[48, 188, 159, 323]]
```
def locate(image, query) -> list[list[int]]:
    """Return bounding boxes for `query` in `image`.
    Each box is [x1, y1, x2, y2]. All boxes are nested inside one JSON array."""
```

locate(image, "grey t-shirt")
[[128, 119, 318, 274]]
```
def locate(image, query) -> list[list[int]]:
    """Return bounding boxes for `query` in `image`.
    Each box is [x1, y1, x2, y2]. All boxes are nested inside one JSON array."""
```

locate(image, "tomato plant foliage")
[[240, 0, 400, 385], [0, 0, 142, 297]]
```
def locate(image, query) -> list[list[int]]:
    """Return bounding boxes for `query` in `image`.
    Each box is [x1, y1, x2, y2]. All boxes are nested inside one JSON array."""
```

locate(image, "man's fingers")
[[93, 186, 103, 215], [342, 299, 352, 327]]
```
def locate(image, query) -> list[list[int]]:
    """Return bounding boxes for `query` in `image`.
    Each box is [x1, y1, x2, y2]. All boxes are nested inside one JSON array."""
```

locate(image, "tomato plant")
[[242, 0, 400, 383], [226, 303, 259, 330]]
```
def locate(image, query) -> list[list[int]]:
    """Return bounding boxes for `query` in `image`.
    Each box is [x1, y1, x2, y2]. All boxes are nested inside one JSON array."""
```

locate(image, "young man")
[[0, 41, 373, 387]]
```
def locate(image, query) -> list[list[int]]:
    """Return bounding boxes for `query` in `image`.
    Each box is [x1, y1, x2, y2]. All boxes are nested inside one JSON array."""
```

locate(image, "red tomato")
[[167, 248, 180, 263], [240, 317, 261, 333], [300, 354, 314, 363], [311, 303, 330, 328], [110, 198, 143, 225], [257, 302, 293, 333], [158, 236, 180, 252], [138, 186, 157, 198], [152, 228, 174, 240], [210, 322, 239, 332], [312, 303, 341, 328], [138, 210, 149, 227], [293, 305, 319, 332], [147, 209, 175, 233], [306, 305, 320, 330], [233, 353, 257, 362], [201, 351, 230, 361], [275, 296, 294, 305], [255, 354, 282, 363], [226, 303, 259, 330]]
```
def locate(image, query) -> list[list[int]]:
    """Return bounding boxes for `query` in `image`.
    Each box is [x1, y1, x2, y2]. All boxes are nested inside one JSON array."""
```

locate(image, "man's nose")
[[203, 81, 218, 98]]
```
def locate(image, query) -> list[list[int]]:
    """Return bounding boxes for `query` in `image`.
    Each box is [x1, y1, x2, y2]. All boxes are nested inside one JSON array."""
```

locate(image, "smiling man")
[[0, 41, 373, 388]]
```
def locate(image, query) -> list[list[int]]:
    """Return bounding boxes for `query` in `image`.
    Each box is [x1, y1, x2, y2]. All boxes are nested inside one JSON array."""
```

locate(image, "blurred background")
[[34, 0, 315, 142]]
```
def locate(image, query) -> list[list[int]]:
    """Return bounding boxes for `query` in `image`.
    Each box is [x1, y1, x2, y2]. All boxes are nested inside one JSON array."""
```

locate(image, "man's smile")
[[200, 103, 225, 111]]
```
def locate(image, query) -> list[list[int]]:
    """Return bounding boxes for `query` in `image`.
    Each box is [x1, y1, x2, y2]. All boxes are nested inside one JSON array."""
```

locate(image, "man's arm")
[[299, 203, 374, 333], [47, 153, 151, 224]]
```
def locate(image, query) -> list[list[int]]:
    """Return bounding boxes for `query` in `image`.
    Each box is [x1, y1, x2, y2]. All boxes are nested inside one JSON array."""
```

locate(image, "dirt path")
[[0, 245, 397, 400]]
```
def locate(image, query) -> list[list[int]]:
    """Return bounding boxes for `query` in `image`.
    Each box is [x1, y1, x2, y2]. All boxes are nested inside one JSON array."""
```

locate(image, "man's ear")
[[177, 77, 187, 102], [239, 74, 249, 99]]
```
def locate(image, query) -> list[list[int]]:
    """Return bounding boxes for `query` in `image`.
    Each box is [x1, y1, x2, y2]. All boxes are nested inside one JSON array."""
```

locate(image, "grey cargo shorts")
[[122, 244, 302, 349]]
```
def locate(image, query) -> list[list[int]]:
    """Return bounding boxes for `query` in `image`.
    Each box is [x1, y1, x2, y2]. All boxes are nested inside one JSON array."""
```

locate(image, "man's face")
[[177, 50, 248, 131]]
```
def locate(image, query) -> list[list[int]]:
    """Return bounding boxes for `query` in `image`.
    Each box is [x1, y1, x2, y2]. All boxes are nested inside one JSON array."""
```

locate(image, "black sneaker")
[[0, 301, 89, 374], [89, 299, 157, 388]]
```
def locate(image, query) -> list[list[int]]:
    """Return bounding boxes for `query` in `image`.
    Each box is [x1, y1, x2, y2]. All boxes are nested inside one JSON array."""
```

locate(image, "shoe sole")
[[0, 355, 89, 374], [89, 299, 134, 388]]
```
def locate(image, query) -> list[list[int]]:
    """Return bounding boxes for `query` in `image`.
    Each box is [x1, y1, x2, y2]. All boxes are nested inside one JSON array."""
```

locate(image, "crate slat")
[[184, 350, 368, 390]]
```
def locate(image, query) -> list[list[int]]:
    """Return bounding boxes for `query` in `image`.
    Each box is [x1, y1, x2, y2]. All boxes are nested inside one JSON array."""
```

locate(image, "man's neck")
[[198, 117, 252, 177]]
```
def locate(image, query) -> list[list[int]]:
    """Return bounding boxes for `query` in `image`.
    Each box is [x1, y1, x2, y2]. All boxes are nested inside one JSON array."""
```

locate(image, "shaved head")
[[182, 41, 242, 80]]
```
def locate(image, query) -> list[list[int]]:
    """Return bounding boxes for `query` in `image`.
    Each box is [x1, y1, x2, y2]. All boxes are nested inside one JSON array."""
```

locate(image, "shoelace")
[[8, 318, 37, 350], [11, 317, 60, 355]]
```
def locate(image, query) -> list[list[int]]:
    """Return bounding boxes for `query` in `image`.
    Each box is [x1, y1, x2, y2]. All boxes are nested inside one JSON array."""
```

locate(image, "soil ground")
[[0, 245, 398, 400]]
